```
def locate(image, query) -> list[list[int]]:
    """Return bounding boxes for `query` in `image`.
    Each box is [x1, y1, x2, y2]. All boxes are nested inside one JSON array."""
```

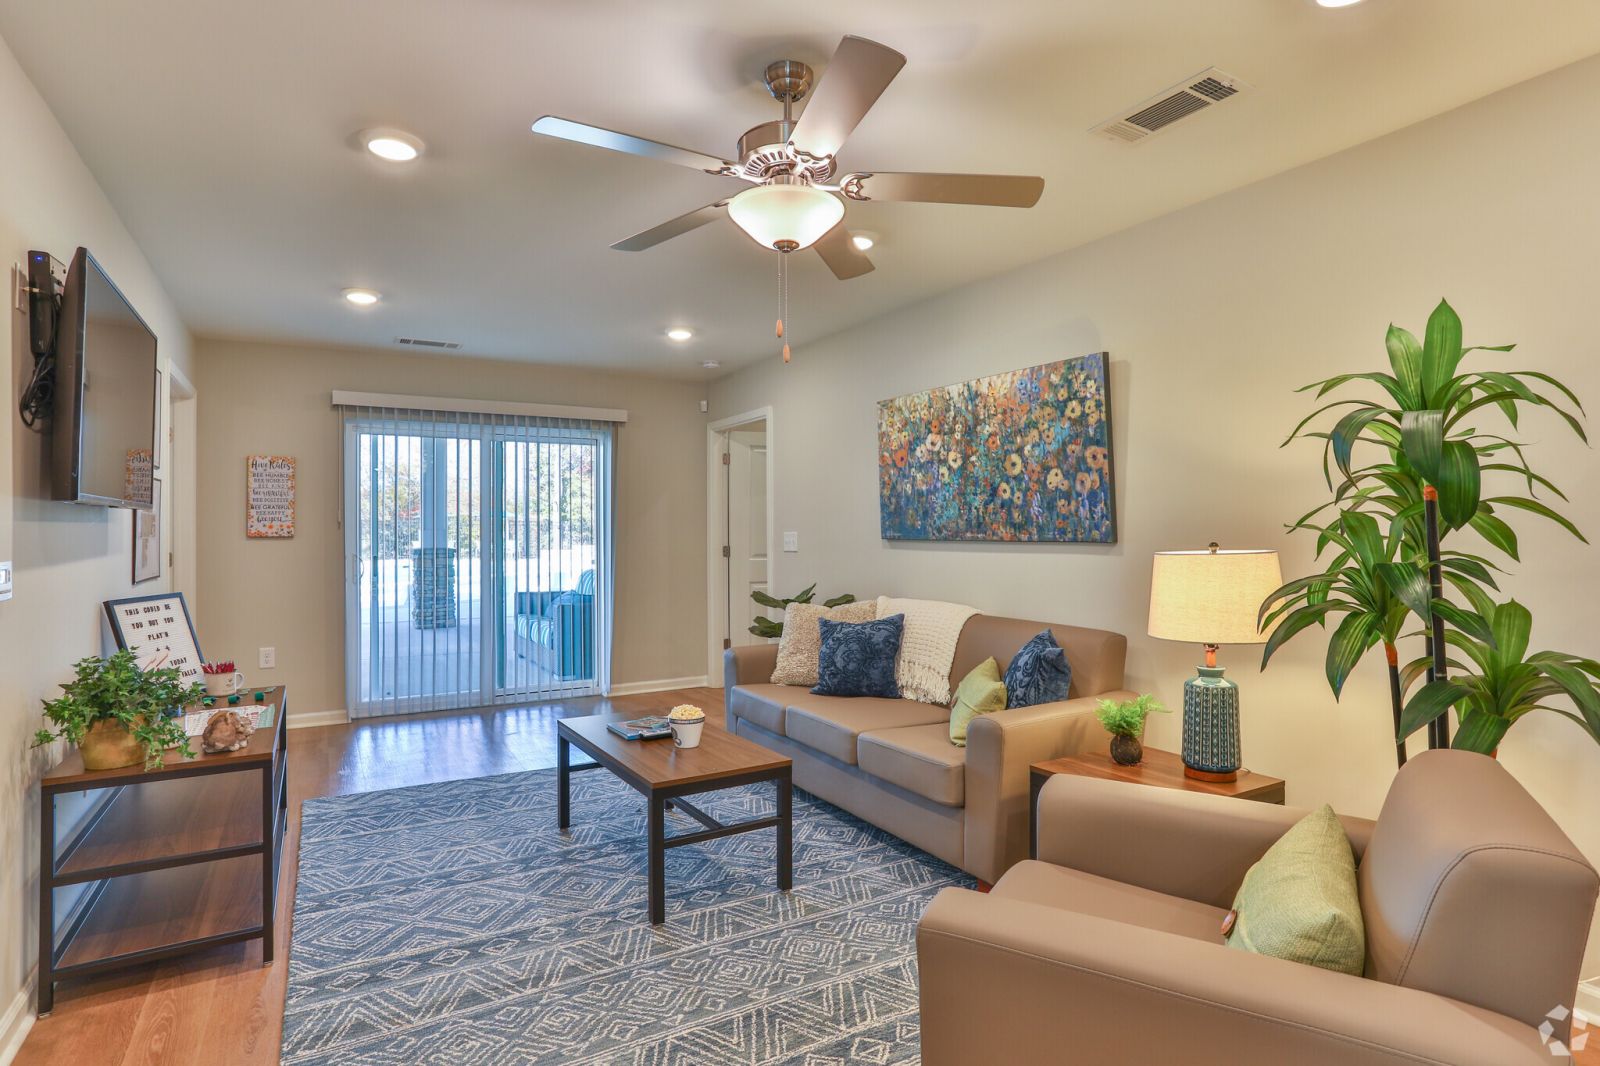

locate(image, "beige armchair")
[[917, 749, 1598, 1065]]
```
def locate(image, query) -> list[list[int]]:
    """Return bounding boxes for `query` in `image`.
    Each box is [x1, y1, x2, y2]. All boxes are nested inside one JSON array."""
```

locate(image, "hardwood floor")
[[18, 683, 1600, 1066], [14, 686, 722, 1066]]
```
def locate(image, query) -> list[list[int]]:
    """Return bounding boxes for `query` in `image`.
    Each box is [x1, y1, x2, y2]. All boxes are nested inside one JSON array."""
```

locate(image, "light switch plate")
[[0, 560, 12, 601], [782, 531, 799, 553], [259, 646, 276, 669], [13, 264, 26, 313]]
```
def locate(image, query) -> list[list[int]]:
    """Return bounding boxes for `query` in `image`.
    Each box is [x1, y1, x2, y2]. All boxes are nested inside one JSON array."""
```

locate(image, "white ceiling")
[[3, 1, 1599, 378]]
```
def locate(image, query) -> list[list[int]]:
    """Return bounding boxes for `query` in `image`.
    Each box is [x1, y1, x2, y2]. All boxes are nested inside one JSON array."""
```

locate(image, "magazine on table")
[[606, 716, 673, 741]]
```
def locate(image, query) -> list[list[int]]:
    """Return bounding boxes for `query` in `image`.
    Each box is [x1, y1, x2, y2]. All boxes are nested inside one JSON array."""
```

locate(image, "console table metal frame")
[[37, 688, 289, 1014]]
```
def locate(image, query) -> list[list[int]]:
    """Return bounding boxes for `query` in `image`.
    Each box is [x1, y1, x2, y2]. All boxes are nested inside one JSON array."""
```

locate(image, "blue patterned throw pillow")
[[1003, 629, 1073, 708], [812, 615, 905, 698]]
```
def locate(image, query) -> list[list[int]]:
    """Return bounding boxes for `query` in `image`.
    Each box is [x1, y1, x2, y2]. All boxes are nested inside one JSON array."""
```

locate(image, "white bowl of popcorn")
[[668, 704, 706, 749]]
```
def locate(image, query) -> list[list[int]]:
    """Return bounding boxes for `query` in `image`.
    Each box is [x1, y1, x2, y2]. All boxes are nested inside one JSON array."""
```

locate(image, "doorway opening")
[[706, 408, 774, 677]]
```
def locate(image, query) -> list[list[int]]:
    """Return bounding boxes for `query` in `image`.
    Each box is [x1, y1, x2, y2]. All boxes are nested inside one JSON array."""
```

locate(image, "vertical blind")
[[336, 397, 617, 718]]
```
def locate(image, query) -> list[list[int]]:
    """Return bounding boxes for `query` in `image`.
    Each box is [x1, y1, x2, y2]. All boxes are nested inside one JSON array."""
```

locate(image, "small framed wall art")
[[246, 454, 296, 538], [133, 477, 162, 583]]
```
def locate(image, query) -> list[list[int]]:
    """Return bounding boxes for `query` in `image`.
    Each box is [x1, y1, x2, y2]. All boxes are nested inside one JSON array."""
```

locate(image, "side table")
[[1029, 747, 1285, 858]]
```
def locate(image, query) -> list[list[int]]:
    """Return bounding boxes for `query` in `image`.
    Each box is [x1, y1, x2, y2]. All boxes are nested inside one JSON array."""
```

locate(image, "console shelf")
[[38, 687, 289, 1015]]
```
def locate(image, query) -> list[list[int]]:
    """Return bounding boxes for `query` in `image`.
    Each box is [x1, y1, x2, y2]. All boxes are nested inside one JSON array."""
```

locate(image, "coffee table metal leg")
[[557, 735, 571, 830], [647, 792, 666, 924], [776, 770, 793, 891]]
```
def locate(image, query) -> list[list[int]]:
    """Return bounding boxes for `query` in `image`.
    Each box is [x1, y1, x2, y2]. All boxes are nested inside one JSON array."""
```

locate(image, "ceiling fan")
[[531, 35, 1045, 281]]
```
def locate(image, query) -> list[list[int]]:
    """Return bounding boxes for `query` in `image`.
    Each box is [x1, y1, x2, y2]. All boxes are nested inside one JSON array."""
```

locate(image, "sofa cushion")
[[1003, 629, 1073, 708], [771, 599, 879, 687], [948, 657, 1007, 747], [727, 683, 791, 736], [859, 723, 967, 807], [784, 691, 949, 764], [813, 615, 905, 698], [993, 860, 1227, 944]]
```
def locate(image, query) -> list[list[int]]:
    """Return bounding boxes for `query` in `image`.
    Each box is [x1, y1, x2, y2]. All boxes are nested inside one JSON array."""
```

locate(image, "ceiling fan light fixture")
[[850, 233, 875, 251], [727, 178, 844, 252], [360, 128, 425, 162], [665, 327, 694, 342]]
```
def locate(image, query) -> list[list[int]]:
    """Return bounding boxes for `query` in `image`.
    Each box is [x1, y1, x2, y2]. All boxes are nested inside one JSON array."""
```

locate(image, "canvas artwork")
[[877, 353, 1116, 543]]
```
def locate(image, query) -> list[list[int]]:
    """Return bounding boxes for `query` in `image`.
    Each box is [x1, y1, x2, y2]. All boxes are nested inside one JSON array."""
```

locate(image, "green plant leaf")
[[1330, 407, 1390, 477], [1400, 410, 1445, 483], [1489, 599, 1532, 671], [1399, 678, 1471, 738], [1469, 510, 1520, 561], [822, 594, 857, 608], [1430, 600, 1496, 646], [1529, 655, 1600, 740], [1375, 562, 1431, 621], [1260, 602, 1339, 669], [1434, 440, 1481, 530], [1452, 709, 1511, 754], [1385, 325, 1423, 407], [1421, 299, 1463, 404], [750, 590, 786, 609], [1482, 496, 1587, 544], [1325, 612, 1379, 699]]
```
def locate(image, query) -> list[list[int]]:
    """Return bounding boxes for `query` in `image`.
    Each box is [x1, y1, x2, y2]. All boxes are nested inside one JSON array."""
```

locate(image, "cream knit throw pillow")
[[877, 596, 979, 706], [770, 599, 879, 686]]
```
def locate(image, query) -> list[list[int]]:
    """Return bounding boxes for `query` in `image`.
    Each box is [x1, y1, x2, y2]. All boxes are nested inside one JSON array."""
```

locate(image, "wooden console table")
[[37, 686, 289, 1014]]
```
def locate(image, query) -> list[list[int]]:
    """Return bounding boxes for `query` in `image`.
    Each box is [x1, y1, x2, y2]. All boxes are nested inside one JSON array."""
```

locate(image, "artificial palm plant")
[[1262, 299, 1598, 760]]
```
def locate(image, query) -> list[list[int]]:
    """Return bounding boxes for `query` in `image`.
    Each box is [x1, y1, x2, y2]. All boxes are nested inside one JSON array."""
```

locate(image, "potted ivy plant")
[[1095, 694, 1168, 766], [33, 650, 207, 770]]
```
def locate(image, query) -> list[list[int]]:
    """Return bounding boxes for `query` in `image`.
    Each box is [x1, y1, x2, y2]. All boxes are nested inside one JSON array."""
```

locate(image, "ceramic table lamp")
[[1147, 544, 1283, 781]]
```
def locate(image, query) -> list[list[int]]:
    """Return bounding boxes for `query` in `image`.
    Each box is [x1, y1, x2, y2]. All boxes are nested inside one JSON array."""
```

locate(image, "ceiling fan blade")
[[788, 37, 907, 160], [812, 223, 874, 280], [611, 200, 731, 251], [532, 116, 738, 176], [837, 172, 1044, 208]]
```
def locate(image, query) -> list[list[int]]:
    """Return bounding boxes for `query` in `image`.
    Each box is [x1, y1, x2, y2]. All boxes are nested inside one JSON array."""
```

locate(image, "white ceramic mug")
[[205, 671, 245, 697], [671, 716, 705, 749]]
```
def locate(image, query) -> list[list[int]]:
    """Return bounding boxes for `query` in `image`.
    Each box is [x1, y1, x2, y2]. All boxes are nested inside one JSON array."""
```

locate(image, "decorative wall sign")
[[246, 454, 296, 538], [124, 448, 154, 508], [104, 591, 205, 684], [877, 353, 1117, 543], [133, 477, 162, 584]]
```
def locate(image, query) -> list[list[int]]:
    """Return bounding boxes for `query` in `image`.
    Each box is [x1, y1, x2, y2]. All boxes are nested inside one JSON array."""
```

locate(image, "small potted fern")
[[1095, 694, 1168, 766], [33, 650, 207, 770]]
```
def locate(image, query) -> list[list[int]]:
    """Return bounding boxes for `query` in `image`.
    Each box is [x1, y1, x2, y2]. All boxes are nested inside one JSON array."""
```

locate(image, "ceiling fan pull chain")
[[780, 252, 792, 363]]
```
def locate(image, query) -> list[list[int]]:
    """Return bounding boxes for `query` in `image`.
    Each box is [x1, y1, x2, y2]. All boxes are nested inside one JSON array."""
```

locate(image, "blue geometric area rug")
[[281, 765, 973, 1064]]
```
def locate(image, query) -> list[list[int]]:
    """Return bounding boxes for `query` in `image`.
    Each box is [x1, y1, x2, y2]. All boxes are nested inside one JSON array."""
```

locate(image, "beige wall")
[[712, 54, 1600, 977], [0, 33, 194, 1038], [193, 339, 709, 716]]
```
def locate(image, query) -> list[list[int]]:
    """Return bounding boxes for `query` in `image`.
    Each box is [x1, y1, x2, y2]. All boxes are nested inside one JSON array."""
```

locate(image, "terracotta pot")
[[79, 719, 145, 771], [1109, 734, 1144, 767]]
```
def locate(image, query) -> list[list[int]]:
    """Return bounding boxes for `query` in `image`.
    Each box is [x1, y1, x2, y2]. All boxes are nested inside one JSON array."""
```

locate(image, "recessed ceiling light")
[[361, 129, 424, 162], [850, 233, 875, 252], [701, 360, 721, 370], [1314, 0, 1365, 7], [343, 288, 381, 306], [666, 327, 694, 342]]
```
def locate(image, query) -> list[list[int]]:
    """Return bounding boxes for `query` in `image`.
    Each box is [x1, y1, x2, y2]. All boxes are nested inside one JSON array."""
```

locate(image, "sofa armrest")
[[1035, 776, 1374, 909], [961, 689, 1137, 884], [917, 888, 1547, 1066], [723, 644, 779, 690]]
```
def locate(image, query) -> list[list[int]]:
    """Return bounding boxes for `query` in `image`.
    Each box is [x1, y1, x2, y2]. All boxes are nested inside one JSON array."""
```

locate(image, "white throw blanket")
[[877, 596, 980, 706]]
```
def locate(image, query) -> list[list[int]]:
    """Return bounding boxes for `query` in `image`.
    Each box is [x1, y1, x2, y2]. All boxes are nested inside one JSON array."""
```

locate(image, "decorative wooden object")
[[1028, 747, 1285, 859], [36, 687, 289, 1015], [245, 455, 295, 538]]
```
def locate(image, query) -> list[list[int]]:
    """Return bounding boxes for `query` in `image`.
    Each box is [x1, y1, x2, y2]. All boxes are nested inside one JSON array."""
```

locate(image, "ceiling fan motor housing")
[[736, 119, 835, 183]]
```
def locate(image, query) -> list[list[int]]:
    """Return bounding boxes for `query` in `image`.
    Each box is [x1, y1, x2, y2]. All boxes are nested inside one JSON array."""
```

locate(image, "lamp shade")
[[1147, 548, 1283, 645], [728, 181, 844, 251]]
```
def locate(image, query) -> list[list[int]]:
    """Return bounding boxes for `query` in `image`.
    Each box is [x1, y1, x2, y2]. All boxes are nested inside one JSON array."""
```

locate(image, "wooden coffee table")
[[557, 711, 793, 924]]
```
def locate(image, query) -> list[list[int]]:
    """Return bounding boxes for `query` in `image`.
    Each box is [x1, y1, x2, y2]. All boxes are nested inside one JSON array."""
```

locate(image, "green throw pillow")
[[1225, 804, 1365, 976], [949, 657, 1007, 747]]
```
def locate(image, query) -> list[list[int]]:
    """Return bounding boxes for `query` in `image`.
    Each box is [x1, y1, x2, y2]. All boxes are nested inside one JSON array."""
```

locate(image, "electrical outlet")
[[259, 646, 276, 669], [782, 531, 799, 553]]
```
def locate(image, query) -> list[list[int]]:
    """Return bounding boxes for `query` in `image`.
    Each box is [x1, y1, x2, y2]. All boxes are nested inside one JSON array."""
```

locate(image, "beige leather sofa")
[[918, 749, 1599, 1065], [723, 614, 1133, 885]]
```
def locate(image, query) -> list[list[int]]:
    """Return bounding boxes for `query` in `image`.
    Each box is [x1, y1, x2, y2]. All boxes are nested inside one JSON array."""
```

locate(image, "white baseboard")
[[0, 976, 35, 1066], [1578, 977, 1600, 1021], [608, 676, 711, 696], [287, 708, 350, 729]]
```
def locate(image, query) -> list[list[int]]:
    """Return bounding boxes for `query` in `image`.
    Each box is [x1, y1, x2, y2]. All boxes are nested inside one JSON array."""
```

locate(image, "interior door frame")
[[705, 406, 775, 680]]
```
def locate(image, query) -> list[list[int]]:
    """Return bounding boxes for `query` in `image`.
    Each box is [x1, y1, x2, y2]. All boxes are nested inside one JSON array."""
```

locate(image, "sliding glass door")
[[343, 409, 611, 717]]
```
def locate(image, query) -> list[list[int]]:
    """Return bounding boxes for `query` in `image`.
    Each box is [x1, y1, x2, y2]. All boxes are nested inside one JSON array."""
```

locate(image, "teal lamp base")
[[1182, 664, 1241, 782]]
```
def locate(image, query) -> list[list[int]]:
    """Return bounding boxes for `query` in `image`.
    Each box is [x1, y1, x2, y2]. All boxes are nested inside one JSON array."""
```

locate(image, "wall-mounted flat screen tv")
[[51, 248, 158, 508]]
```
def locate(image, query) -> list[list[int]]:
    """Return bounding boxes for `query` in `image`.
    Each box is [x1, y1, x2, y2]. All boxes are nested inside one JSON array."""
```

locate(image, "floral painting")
[[877, 354, 1116, 543]]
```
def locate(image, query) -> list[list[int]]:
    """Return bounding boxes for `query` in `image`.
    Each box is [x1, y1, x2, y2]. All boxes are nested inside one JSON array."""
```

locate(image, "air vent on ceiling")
[[1091, 67, 1249, 144], [394, 336, 462, 350]]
